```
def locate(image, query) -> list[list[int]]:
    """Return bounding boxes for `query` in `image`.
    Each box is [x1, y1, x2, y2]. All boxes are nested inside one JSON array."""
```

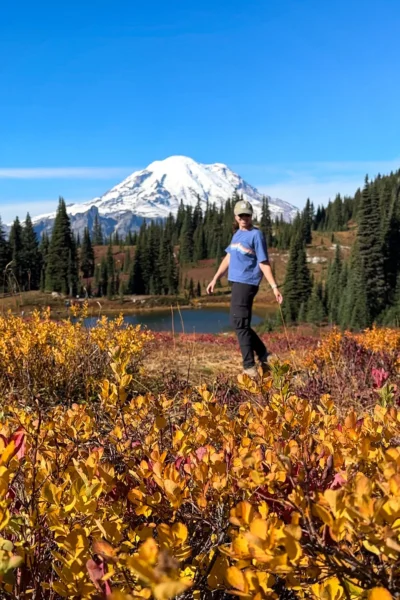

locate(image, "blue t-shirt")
[[225, 228, 269, 286]]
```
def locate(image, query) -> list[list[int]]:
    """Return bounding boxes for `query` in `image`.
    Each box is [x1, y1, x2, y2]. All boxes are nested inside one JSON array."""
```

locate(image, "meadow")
[[0, 306, 399, 599]]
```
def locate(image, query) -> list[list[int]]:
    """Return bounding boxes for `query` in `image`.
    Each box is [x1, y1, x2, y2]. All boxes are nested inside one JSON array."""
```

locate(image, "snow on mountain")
[[31, 156, 298, 237]]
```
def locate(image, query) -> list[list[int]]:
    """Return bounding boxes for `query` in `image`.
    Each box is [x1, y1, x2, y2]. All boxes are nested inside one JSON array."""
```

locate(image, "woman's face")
[[235, 213, 253, 229]]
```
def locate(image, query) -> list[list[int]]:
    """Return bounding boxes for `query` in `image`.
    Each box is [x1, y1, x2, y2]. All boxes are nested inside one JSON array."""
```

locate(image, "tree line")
[[282, 171, 400, 328], [1, 167, 399, 328]]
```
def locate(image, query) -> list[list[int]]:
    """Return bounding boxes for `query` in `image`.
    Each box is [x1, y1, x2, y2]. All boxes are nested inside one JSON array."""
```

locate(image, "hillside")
[[0, 228, 356, 317]]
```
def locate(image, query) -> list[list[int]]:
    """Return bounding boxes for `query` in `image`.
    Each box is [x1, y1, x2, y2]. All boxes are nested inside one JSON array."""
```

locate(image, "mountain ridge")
[[15, 156, 299, 237]]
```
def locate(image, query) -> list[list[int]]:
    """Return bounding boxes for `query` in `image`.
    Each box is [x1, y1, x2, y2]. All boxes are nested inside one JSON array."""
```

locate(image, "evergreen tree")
[[127, 236, 145, 295], [39, 232, 50, 292], [357, 182, 386, 322], [9, 217, 24, 289], [340, 243, 369, 330], [382, 273, 400, 326], [80, 227, 95, 279], [382, 182, 400, 305], [21, 213, 41, 290], [301, 199, 313, 244], [260, 197, 273, 246], [179, 208, 194, 263], [99, 257, 108, 297], [45, 198, 79, 295], [123, 249, 131, 274], [0, 217, 11, 293], [193, 225, 207, 262], [92, 212, 104, 245], [94, 264, 101, 296], [307, 281, 325, 324], [106, 242, 115, 299], [282, 234, 312, 322], [196, 280, 201, 297], [325, 244, 342, 323]]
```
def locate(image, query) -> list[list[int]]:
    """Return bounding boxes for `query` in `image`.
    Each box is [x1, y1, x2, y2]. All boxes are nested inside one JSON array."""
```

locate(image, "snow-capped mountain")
[[31, 156, 298, 237]]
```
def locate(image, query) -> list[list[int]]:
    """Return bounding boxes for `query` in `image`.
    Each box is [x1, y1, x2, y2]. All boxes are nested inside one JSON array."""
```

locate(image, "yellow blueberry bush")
[[0, 314, 399, 599]]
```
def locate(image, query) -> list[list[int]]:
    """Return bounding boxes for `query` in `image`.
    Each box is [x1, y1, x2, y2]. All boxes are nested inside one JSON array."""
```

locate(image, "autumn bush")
[[0, 314, 399, 599], [0, 307, 151, 406]]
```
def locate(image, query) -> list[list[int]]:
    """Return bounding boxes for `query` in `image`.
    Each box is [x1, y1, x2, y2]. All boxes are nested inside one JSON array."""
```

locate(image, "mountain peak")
[[31, 155, 299, 238]]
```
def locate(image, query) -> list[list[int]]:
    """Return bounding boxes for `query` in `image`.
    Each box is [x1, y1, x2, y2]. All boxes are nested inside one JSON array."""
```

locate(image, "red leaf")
[[195, 447, 207, 461], [10, 429, 26, 460], [330, 472, 347, 490]]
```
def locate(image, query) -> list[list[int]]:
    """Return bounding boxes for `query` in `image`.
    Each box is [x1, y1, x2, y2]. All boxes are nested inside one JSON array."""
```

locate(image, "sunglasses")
[[238, 213, 251, 218]]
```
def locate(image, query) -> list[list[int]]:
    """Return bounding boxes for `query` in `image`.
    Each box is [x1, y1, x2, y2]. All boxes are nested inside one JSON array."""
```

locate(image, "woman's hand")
[[273, 287, 283, 304], [206, 278, 217, 294]]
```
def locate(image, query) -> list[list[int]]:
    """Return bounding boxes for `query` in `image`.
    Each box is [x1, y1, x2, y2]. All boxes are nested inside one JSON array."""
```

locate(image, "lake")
[[82, 306, 275, 334]]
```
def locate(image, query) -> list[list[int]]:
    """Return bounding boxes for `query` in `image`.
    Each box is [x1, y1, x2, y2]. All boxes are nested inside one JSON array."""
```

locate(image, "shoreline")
[[0, 292, 278, 318]]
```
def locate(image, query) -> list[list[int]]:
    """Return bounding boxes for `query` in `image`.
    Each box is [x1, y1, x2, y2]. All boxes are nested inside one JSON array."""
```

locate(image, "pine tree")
[[382, 182, 400, 305], [340, 243, 369, 330], [80, 227, 95, 279], [282, 234, 312, 322], [39, 232, 50, 292], [296, 240, 312, 305], [0, 217, 11, 293], [179, 208, 194, 264], [301, 199, 313, 244], [123, 249, 131, 274], [45, 198, 78, 295], [92, 212, 104, 245], [357, 182, 386, 322], [382, 273, 400, 326], [127, 236, 145, 295], [9, 217, 24, 289], [106, 242, 115, 299], [196, 280, 201, 297], [94, 264, 101, 296], [307, 281, 325, 324], [325, 244, 342, 323], [193, 225, 207, 262], [21, 213, 41, 290], [260, 197, 273, 246]]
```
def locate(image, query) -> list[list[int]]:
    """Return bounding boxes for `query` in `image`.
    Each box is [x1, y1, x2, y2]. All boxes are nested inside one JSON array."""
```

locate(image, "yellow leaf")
[[153, 578, 192, 600], [311, 576, 343, 600], [207, 555, 229, 589], [155, 416, 167, 430], [312, 503, 333, 526], [368, 589, 393, 600], [363, 540, 381, 556], [249, 519, 268, 541], [171, 522, 188, 545], [164, 480, 183, 508], [0, 442, 15, 467], [225, 566, 247, 592], [285, 537, 302, 562], [138, 538, 159, 564]]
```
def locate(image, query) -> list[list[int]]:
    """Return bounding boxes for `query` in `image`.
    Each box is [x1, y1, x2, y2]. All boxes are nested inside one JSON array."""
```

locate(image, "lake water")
[[83, 306, 274, 334]]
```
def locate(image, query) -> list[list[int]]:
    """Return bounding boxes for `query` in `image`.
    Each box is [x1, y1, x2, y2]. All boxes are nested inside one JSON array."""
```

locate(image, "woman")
[[207, 199, 283, 377]]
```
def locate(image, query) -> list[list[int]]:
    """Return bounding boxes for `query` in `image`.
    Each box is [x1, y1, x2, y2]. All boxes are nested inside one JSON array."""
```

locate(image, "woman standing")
[[207, 199, 283, 377]]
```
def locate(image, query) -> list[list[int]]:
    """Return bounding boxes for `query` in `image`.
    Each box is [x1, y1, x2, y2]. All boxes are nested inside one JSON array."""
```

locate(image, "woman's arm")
[[206, 254, 230, 294], [259, 260, 283, 304]]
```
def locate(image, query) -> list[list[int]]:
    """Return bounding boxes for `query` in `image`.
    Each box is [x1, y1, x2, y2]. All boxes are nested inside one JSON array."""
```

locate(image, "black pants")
[[230, 282, 267, 369]]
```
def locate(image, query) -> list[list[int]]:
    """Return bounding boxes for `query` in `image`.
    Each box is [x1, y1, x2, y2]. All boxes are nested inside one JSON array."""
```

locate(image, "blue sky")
[[1, 0, 399, 223]]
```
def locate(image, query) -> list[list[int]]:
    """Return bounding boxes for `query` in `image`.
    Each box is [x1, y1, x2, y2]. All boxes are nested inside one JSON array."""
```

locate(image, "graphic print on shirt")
[[230, 242, 256, 256]]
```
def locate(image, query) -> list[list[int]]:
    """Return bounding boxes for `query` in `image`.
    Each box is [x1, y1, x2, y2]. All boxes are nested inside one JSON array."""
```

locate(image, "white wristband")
[[271, 284, 278, 290]]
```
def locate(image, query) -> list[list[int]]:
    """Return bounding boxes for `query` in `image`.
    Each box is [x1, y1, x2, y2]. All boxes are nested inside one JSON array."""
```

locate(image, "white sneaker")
[[243, 366, 258, 378]]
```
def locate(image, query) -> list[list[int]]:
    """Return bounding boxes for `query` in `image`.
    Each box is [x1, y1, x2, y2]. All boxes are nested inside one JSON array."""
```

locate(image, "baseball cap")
[[234, 200, 253, 216]]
